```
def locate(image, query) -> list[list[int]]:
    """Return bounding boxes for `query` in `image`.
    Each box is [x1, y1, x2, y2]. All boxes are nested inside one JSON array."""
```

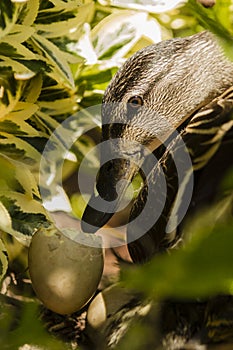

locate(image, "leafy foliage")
[[123, 194, 233, 299], [0, 0, 92, 245], [0, 0, 233, 348], [187, 0, 233, 59], [0, 301, 69, 349]]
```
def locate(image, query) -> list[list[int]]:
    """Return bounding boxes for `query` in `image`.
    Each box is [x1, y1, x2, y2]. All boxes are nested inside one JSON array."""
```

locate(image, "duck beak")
[[81, 154, 139, 233]]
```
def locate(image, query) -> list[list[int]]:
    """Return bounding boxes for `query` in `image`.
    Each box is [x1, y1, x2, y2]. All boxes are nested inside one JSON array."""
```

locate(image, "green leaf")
[[0, 237, 8, 282], [0, 194, 51, 242], [71, 193, 90, 219], [0, 155, 40, 197], [3, 101, 40, 135], [31, 32, 75, 88], [0, 302, 69, 350], [0, 0, 16, 39], [91, 11, 153, 60], [35, 2, 94, 39], [186, 0, 233, 60], [36, 0, 84, 24], [38, 98, 77, 115], [123, 196, 233, 299], [0, 75, 25, 116], [0, 135, 41, 165], [19, 0, 40, 26], [24, 73, 43, 103], [97, 0, 185, 13], [6, 24, 35, 42]]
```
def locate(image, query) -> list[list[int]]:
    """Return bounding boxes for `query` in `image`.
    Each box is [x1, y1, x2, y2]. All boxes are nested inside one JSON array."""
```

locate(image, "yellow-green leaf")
[[31, 33, 75, 88], [0, 237, 8, 281], [0, 192, 51, 244]]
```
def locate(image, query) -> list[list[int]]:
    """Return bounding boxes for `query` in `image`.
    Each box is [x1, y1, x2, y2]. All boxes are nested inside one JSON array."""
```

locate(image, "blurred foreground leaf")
[[0, 302, 68, 350], [123, 195, 233, 299]]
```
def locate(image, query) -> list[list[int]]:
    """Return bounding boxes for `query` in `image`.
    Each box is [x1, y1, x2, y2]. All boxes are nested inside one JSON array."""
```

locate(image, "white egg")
[[87, 283, 135, 329], [28, 227, 104, 315]]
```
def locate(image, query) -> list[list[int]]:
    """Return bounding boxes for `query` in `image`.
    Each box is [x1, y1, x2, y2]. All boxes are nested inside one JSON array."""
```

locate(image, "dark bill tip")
[[81, 193, 115, 233]]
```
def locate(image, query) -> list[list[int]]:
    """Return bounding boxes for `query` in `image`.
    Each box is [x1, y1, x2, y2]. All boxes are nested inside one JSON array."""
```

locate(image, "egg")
[[28, 227, 104, 315], [87, 283, 136, 329]]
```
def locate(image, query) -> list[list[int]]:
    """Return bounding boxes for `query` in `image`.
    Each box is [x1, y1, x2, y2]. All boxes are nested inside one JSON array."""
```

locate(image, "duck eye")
[[128, 96, 143, 108]]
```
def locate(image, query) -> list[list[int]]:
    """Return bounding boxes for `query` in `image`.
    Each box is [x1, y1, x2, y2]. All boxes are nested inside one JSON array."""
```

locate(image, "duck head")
[[81, 31, 233, 233]]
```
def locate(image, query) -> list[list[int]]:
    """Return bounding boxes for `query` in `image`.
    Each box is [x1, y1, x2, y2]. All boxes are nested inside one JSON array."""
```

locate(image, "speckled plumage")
[[82, 31, 233, 263], [102, 31, 233, 143]]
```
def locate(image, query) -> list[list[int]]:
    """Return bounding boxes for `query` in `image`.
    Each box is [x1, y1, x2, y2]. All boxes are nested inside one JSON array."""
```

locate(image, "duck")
[[81, 30, 233, 264]]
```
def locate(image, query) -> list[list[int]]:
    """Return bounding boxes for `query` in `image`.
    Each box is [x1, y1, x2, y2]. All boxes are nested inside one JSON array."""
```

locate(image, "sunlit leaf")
[[186, 0, 233, 60], [35, 2, 94, 39], [6, 24, 35, 42], [3, 102, 39, 134], [38, 98, 77, 116], [0, 193, 51, 243], [0, 155, 40, 199], [19, 0, 40, 26], [0, 0, 17, 40], [24, 74, 43, 103], [91, 11, 161, 61], [0, 135, 41, 165], [0, 75, 24, 117], [31, 33, 75, 88], [71, 192, 90, 219], [98, 0, 186, 13]]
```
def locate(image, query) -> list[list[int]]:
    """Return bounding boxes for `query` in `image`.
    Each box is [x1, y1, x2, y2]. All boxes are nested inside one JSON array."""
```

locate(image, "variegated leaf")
[[97, 0, 185, 13], [0, 74, 24, 117], [91, 11, 161, 61], [0, 236, 8, 282], [35, 2, 94, 39], [31, 33, 75, 88], [0, 192, 52, 245], [0, 135, 42, 166], [0, 154, 40, 197], [0, 0, 18, 40], [2, 102, 40, 135], [38, 98, 78, 116], [20, 0, 40, 26], [24, 74, 43, 103]]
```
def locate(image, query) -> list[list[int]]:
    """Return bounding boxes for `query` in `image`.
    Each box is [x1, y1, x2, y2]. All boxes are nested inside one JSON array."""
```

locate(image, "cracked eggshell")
[[28, 227, 104, 315], [87, 283, 136, 329]]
